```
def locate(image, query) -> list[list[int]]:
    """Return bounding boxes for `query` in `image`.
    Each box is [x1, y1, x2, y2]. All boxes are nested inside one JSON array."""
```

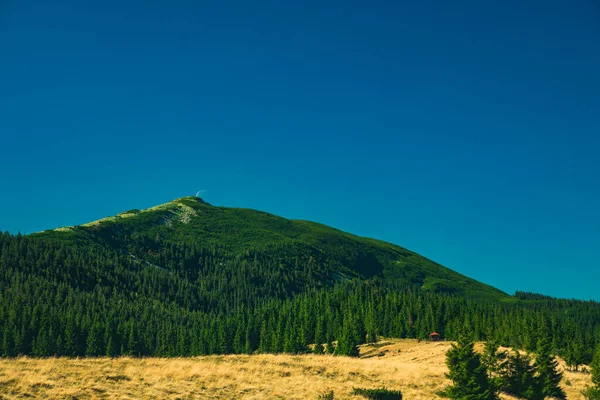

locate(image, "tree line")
[[1, 231, 599, 364]]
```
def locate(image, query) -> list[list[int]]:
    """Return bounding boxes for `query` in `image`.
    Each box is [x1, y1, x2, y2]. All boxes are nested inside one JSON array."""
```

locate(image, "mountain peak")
[[48, 196, 209, 233], [172, 196, 208, 205], [38, 196, 510, 301]]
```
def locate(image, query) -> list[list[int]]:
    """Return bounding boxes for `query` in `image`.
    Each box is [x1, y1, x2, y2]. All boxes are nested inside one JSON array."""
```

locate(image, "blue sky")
[[1, 0, 599, 300]]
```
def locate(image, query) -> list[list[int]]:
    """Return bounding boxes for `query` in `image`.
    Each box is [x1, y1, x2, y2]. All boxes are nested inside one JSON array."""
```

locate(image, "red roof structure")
[[430, 332, 440, 341]]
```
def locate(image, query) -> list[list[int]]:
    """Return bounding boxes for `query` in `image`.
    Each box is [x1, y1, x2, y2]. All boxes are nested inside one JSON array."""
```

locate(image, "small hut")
[[429, 332, 440, 342]]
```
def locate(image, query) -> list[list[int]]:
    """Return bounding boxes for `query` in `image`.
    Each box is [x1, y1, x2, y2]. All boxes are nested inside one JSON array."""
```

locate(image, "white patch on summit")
[[57, 198, 201, 230], [164, 203, 197, 226], [54, 227, 74, 232], [80, 210, 139, 227]]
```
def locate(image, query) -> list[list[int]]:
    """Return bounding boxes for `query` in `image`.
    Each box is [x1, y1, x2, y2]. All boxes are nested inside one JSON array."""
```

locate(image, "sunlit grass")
[[0, 339, 590, 399]]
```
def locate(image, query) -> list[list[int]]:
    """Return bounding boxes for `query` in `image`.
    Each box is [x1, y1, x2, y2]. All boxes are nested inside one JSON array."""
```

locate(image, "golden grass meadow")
[[0, 339, 591, 399]]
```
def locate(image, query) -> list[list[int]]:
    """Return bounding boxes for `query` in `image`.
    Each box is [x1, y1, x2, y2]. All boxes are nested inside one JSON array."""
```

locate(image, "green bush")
[[352, 387, 403, 400], [583, 386, 600, 400], [317, 390, 334, 399]]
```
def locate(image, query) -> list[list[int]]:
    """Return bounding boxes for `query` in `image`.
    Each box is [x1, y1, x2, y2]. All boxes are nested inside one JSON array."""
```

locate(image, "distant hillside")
[[37, 196, 509, 301]]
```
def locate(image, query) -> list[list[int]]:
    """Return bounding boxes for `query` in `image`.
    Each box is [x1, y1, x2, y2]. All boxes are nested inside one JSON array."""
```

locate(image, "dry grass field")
[[0, 339, 592, 399]]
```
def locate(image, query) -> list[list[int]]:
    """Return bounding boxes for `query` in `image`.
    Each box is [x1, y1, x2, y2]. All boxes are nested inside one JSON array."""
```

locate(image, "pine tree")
[[217, 323, 231, 354], [534, 335, 565, 399], [63, 317, 80, 357], [176, 327, 189, 356], [86, 321, 104, 357], [583, 344, 600, 400], [334, 316, 360, 357], [244, 325, 255, 354], [271, 317, 284, 353], [233, 322, 245, 354], [481, 340, 507, 395], [2, 326, 16, 357], [283, 318, 297, 354], [127, 322, 140, 356], [33, 326, 51, 356], [445, 335, 497, 400], [314, 317, 325, 354], [564, 330, 586, 372], [105, 332, 118, 357], [105, 319, 119, 357], [365, 306, 378, 343], [258, 321, 270, 353], [325, 337, 335, 355], [592, 344, 600, 388], [313, 341, 325, 354], [502, 350, 542, 400]]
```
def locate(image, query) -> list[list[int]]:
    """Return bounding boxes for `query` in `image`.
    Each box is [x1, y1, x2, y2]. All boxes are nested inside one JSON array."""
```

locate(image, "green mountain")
[[37, 196, 508, 301], [1, 196, 598, 360]]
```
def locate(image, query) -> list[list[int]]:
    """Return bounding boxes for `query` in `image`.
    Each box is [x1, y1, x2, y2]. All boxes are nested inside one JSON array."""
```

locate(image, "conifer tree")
[[325, 337, 335, 355], [481, 340, 507, 396], [563, 322, 586, 372], [271, 318, 284, 353], [534, 335, 565, 399], [217, 323, 231, 354], [283, 318, 297, 354], [33, 326, 51, 356], [176, 327, 189, 356], [314, 317, 325, 354], [313, 341, 325, 355], [233, 323, 245, 354], [583, 344, 600, 400], [127, 322, 140, 356], [502, 350, 542, 400], [592, 344, 600, 388], [86, 321, 104, 357], [105, 319, 119, 357], [63, 318, 80, 357], [244, 325, 255, 354], [365, 306, 378, 343], [445, 335, 497, 400], [258, 321, 270, 353], [334, 328, 359, 357], [2, 326, 16, 357], [335, 315, 360, 357]]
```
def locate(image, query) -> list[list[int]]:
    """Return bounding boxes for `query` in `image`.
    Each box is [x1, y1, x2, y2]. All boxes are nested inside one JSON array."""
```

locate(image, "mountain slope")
[[36, 196, 509, 301], [2, 196, 599, 360]]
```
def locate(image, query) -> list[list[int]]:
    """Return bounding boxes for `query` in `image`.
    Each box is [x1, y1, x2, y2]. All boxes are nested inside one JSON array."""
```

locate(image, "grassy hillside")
[[0, 339, 590, 399], [36, 196, 509, 301]]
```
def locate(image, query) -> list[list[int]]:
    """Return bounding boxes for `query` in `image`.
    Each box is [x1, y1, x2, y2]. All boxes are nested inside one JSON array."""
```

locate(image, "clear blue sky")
[[1, 0, 599, 300]]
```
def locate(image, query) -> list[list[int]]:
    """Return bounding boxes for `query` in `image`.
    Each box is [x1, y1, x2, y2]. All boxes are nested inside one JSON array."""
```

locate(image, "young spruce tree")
[[445, 335, 497, 400], [583, 344, 600, 400], [592, 344, 600, 388], [481, 340, 507, 396], [534, 335, 566, 399], [502, 350, 542, 400]]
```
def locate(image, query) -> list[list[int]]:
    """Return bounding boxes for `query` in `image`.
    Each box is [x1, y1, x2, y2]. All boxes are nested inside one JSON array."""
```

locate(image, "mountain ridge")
[[34, 196, 510, 301]]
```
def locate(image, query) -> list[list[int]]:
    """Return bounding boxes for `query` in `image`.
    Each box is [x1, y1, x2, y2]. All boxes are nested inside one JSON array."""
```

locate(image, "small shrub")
[[352, 387, 403, 400], [582, 386, 600, 400], [105, 374, 131, 382], [565, 379, 572, 386], [318, 390, 334, 399]]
